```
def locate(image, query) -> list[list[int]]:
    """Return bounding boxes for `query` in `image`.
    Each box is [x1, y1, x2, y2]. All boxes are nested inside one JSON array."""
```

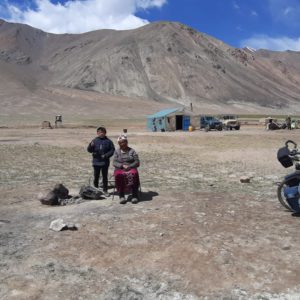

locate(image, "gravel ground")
[[1, 125, 300, 299]]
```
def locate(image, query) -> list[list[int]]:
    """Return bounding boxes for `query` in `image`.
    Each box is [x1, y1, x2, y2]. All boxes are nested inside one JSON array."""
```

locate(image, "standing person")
[[286, 116, 292, 130], [113, 135, 140, 204], [87, 126, 115, 197]]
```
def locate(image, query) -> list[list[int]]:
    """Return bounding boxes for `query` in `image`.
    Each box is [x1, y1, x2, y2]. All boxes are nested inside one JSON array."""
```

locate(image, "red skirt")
[[114, 169, 140, 193]]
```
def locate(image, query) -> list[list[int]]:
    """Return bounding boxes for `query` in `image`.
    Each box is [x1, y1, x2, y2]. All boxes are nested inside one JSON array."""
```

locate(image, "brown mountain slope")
[[1, 19, 300, 115]]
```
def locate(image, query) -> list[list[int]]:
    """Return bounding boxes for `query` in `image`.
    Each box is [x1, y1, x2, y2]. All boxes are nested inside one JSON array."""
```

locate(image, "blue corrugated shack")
[[147, 108, 191, 132]]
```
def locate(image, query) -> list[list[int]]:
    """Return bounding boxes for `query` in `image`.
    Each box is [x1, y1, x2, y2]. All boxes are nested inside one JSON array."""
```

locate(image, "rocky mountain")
[[1, 19, 300, 114]]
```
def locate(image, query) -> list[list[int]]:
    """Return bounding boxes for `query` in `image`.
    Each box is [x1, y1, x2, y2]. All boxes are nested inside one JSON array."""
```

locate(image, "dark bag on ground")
[[79, 185, 102, 200], [53, 183, 69, 199], [277, 147, 293, 168], [39, 183, 69, 205]]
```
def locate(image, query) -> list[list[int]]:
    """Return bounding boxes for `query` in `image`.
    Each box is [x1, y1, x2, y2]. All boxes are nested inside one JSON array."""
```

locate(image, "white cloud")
[[250, 10, 258, 16], [283, 6, 292, 15], [241, 34, 300, 51], [136, 0, 166, 9], [233, 1, 240, 10], [2, 0, 167, 33], [268, 0, 300, 27]]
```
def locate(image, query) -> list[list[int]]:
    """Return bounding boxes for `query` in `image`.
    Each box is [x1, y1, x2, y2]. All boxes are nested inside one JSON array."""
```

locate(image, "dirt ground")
[[1, 123, 300, 299]]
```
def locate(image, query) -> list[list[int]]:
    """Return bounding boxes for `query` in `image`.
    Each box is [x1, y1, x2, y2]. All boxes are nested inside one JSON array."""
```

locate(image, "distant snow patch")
[[244, 46, 256, 52]]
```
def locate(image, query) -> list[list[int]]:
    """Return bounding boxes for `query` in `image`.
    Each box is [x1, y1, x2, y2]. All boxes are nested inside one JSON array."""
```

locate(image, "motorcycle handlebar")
[[285, 140, 297, 149], [284, 140, 300, 159]]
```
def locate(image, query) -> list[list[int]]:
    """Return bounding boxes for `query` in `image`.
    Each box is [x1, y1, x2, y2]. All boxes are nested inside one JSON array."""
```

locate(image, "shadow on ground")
[[139, 191, 159, 202]]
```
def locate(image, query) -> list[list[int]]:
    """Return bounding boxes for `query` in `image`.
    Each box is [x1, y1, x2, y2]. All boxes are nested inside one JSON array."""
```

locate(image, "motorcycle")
[[277, 140, 300, 212]]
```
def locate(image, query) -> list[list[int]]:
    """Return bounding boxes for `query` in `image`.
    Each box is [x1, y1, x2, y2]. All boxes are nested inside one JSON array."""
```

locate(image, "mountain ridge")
[[1, 19, 300, 114]]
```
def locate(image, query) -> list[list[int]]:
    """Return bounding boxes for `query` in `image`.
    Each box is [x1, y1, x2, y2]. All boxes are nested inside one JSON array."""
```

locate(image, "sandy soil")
[[1, 123, 300, 299]]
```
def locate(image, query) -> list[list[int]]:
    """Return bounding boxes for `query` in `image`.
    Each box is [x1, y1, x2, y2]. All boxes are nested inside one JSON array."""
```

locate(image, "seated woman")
[[113, 135, 140, 204]]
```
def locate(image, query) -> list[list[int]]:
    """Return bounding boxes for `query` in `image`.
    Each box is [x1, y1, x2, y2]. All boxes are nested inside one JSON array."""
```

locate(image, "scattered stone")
[[159, 232, 164, 236], [240, 176, 251, 183], [49, 219, 67, 231], [282, 245, 291, 250], [49, 219, 80, 231], [39, 183, 69, 205]]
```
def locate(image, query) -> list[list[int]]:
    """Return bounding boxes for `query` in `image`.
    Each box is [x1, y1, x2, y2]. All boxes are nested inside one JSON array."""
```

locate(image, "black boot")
[[131, 188, 139, 204], [119, 192, 126, 204]]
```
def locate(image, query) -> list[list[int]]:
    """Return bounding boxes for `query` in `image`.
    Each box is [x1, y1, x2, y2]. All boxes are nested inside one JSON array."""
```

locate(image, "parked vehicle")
[[266, 117, 287, 130], [220, 115, 240, 130], [291, 119, 299, 129], [200, 115, 223, 131], [277, 140, 300, 212]]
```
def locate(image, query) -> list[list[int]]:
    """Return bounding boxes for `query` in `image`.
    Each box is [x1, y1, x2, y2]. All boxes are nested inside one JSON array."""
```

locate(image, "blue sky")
[[1, 0, 300, 51]]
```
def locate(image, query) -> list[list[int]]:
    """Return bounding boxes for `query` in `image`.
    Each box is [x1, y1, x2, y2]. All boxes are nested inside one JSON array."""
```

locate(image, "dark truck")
[[200, 115, 223, 131]]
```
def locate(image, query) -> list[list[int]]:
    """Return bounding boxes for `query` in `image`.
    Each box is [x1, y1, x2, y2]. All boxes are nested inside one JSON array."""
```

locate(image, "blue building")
[[147, 108, 191, 132]]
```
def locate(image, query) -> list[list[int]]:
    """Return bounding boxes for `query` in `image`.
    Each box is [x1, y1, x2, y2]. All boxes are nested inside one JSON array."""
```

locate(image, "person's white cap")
[[117, 134, 127, 142]]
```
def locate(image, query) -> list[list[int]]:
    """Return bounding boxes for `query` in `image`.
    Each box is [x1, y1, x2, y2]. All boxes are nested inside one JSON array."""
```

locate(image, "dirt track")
[[1, 125, 300, 299]]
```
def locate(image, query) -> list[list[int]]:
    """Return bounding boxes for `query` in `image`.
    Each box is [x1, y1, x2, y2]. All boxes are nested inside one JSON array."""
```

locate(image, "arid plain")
[[2, 18, 300, 300], [1, 111, 300, 299]]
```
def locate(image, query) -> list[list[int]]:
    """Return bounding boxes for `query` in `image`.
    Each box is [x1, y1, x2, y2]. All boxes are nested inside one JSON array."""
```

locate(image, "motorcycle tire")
[[277, 179, 295, 212]]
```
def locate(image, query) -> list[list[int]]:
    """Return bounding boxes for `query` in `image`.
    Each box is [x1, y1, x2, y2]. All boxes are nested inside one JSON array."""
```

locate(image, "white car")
[[220, 115, 240, 130]]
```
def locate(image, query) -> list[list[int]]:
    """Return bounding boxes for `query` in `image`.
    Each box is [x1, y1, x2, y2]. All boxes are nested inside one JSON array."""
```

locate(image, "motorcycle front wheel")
[[277, 180, 295, 212]]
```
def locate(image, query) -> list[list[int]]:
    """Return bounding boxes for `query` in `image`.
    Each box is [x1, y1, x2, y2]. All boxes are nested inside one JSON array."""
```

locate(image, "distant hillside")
[[1, 19, 300, 114]]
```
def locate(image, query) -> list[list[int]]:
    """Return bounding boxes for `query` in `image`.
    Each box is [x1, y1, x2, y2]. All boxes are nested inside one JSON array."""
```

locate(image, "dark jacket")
[[87, 137, 115, 167], [113, 147, 140, 170]]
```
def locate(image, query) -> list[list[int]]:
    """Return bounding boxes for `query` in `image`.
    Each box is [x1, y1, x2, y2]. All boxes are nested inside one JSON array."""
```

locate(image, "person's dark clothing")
[[87, 136, 115, 166], [87, 136, 115, 189], [93, 165, 108, 190], [286, 117, 292, 130]]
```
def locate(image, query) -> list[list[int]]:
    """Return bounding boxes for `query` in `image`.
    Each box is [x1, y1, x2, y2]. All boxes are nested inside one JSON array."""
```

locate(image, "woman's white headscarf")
[[117, 134, 127, 142]]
